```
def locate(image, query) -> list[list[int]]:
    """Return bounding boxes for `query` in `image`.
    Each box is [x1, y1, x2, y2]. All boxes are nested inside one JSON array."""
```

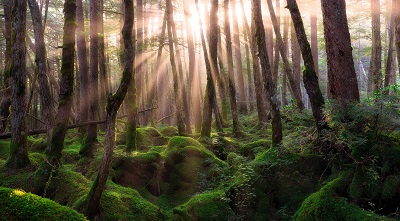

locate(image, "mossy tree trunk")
[[266, 0, 304, 110], [34, 0, 76, 195], [28, 0, 54, 140], [367, 0, 382, 94], [85, 0, 134, 217], [224, 0, 240, 137], [321, 0, 360, 103], [76, 0, 89, 132], [6, 0, 31, 169], [81, 0, 99, 157], [0, 0, 12, 133], [166, 0, 186, 135], [286, 0, 328, 135], [251, 0, 282, 146]]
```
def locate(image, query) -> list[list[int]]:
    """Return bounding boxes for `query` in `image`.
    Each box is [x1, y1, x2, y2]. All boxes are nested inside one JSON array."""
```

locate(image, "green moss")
[[29, 152, 46, 165], [381, 175, 400, 200], [28, 136, 48, 152], [238, 139, 271, 158], [0, 140, 10, 160], [0, 164, 36, 191], [166, 136, 204, 149], [136, 127, 167, 151], [173, 190, 236, 221], [160, 126, 179, 137], [0, 187, 87, 221], [62, 141, 81, 164], [294, 172, 393, 221]]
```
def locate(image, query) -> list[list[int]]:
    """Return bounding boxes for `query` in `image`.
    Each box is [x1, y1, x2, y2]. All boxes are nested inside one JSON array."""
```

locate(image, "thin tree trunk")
[[291, 22, 302, 105], [281, 15, 289, 106], [6, 0, 31, 169], [272, 0, 280, 89], [28, 0, 54, 140], [252, 0, 283, 146], [384, 1, 395, 89], [85, 0, 134, 217], [368, 0, 382, 93], [321, 0, 360, 103], [99, 0, 109, 122], [34, 0, 76, 194], [310, 3, 318, 76], [243, 28, 254, 112], [232, 0, 247, 113], [287, 0, 327, 134], [166, 0, 186, 135], [266, 0, 304, 110], [394, 0, 400, 75], [224, 0, 240, 137]]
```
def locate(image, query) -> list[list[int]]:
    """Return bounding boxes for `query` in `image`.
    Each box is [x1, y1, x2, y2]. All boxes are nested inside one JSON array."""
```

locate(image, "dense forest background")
[[0, 0, 400, 220]]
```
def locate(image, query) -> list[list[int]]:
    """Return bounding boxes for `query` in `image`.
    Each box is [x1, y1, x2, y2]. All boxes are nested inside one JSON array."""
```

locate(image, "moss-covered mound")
[[0, 187, 87, 221], [115, 127, 167, 151], [159, 126, 179, 137], [294, 172, 394, 221], [173, 190, 236, 221], [238, 139, 271, 159]]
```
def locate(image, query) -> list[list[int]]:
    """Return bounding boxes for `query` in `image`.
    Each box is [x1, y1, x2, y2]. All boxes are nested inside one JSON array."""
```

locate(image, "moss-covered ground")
[[1, 108, 400, 220]]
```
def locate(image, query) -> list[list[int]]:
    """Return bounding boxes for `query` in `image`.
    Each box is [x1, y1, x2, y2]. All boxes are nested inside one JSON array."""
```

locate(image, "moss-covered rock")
[[160, 126, 179, 137], [137, 127, 168, 151], [173, 190, 236, 221], [293, 172, 394, 221], [0, 187, 87, 221], [238, 139, 271, 159]]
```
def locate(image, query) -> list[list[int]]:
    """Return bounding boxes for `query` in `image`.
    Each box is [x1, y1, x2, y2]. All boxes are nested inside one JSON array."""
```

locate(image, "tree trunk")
[[266, 0, 304, 110], [6, 0, 31, 169], [76, 0, 89, 131], [272, 0, 280, 89], [224, 0, 240, 137], [28, 0, 54, 140], [0, 0, 12, 133], [291, 22, 302, 105], [310, 3, 318, 76], [85, 0, 134, 217], [81, 0, 99, 157], [243, 26, 254, 112], [286, 0, 327, 134], [394, 0, 400, 75], [99, 0, 109, 122], [281, 15, 289, 106], [321, 0, 360, 103], [384, 1, 395, 89], [232, 0, 247, 113], [367, 0, 382, 94], [251, 0, 282, 146], [166, 0, 186, 135], [34, 0, 76, 194], [136, 0, 144, 123]]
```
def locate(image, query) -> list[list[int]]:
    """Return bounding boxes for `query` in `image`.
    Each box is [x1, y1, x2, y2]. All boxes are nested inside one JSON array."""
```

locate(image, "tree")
[[384, 0, 395, 89], [286, 0, 327, 134], [5, 0, 31, 169], [28, 0, 54, 140], [251, 0, 282, 146], [34, 0, 77, 195], [367, 0, 382, 94], [321, 0, 360, 103], [224, 0, 240, 137], [310, 1, 319, 76], [395, 0, 400, 75], [84, 0, 134, 217], [81, 0, 100, 157]]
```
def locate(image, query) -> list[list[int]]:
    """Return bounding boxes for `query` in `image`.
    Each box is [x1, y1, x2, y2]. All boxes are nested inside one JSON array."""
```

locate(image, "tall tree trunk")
[[394, 0, 400, 75], [281, 15, 289, 106], [321, 0, 360, 103], [291, 22, 303, 106], [384, 1, 395, 89], [287, 0, 327, 134], [166, 0, 186, 135], [85, 0, 134, 217], [368, 0, 382, 94], [6, 0, 31, 169], [224, 0, 240, 137], [266, 0, 304, 110], [252, 0, 282, 146], [136, 0, 144, 124], [81, 0, 99, 157], [232, 0, 247, 113], [272, 0, 280, 89], [240, 0, 268, 123], [28, 0, 54, 140], [76, 0, 89, 131], [243, 26, 255, 112], [0, 0, 12, 133], [99, 0, 109, 122], [310, 2, 319, 76], [34, 0, 76, 194]]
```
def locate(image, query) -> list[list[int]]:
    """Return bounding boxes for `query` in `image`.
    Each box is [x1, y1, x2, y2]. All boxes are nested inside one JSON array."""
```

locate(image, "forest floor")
[[0, 107, 400, 220]]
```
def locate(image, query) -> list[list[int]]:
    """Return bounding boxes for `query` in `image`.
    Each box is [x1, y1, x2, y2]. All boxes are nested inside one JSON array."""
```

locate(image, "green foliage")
[[0, 187, 87, 221], [238, 139, 271, 159]]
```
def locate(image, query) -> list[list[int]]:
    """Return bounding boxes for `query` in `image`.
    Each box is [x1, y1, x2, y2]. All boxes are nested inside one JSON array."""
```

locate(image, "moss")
[[173, 190, 236, 221], [0, 187, 87, 221], [62, 141, 82, 164], [0, 164, 36, 192], [136, 127, 168, 151], [29, 152, 46, 165], [381, 175, 400, 200], [160, 126, 179, 137], [238, 139, 271, 159], [28, 136, 48, 152], [294, 172, 394, 221], [0, 139, 10, 160], [166, 136, 204, 149]]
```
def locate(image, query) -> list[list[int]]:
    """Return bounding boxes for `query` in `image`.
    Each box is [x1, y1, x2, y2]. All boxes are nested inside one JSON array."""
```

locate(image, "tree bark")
[[394, 0, 400, 75], [99, 0, 110, 122], [281, 15, 289, 106], [321, 0, 360, 103], [310, 3, 318, 76], [384, 1, 395, 89], [34, 0, 76, 195], [28, 0, 54, 140], [252, 0, 283, 146], [85, 0, 134, 217], [272, 0, 280, 89], [6, 0, 31, 169], [81, 0, 99, 157], [232, 0, 247, 113], [286, 0, 327, 134], [224, 0, 240, 137], [367, 0, 382, 94], [266, 0, 304, 110]]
